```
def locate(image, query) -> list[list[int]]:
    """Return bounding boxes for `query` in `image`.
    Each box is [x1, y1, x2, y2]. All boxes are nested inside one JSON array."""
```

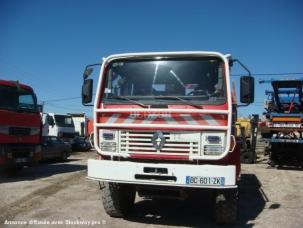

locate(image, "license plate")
[[15, 158, 27, 163], [186, 176, 225, 186]]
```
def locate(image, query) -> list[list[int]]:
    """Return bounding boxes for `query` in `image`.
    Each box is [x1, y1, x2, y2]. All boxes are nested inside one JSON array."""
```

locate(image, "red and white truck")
[[81, 51, 254, 224], [0, 79, 42, 170]]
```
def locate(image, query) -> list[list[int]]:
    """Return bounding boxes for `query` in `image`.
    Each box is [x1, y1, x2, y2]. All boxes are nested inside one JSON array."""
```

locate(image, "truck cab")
[[0, 79, 42, 170], [81, 51, 254, 224], [42, 113, 76, 143]]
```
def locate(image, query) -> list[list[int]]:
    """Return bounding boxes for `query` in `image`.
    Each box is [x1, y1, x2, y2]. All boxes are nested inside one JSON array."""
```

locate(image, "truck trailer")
[[81, 51, 254, 224], [0, 79, 42, 170]]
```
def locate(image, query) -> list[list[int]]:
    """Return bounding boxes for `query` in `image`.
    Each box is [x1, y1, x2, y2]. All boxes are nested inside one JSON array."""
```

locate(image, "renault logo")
[[152, 131, 165, 151]]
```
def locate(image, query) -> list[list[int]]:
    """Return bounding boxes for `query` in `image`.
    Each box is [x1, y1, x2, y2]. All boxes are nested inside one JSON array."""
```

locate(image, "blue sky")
[[1, 0, 302, 118]]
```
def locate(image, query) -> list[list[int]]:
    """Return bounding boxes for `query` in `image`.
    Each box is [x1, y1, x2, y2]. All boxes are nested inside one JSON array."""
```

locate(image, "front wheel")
[[214, 188, 238, 224], [100, 182, 136, 217]]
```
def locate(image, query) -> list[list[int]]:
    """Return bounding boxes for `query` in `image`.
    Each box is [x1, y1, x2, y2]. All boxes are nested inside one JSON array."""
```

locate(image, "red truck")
[[0, 79, 42, 170], [81, 51, 254, 224]]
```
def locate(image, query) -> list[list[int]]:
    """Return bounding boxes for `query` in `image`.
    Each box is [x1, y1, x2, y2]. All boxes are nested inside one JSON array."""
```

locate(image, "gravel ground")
[[0, 150, 302, 228]]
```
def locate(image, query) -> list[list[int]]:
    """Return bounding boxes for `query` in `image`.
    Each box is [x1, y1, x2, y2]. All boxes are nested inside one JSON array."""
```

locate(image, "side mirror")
[[83, 67, 94, 79], [240, 76, 254, 104], [37, 104, 43, 112], [82, 79, 93, 104]]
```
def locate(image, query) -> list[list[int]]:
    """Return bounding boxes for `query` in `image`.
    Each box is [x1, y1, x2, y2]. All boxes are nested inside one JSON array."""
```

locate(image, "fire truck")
[[259, 79, 303, 167], [81, 52, 254, 224], [0, 79, 42, 170]]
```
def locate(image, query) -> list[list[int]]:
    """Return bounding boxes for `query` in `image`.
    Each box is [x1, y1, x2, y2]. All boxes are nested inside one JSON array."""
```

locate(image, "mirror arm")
[[232, 59, 252, 77]]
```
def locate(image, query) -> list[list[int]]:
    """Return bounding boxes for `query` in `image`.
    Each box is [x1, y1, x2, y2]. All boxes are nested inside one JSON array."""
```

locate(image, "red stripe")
[[192, 115, 209, 125], [173, 115, 189, 125], [115, 114, 127, 124], [101, 113, 228, 126]]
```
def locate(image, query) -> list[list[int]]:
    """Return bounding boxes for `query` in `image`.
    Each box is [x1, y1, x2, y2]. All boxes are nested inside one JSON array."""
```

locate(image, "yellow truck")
[[236, 115, 258, 163]]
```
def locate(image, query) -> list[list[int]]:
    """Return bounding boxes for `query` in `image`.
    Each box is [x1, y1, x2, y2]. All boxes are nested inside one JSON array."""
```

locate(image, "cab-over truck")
[[81, 51, 254, 224], [0, 79, 42, 170]]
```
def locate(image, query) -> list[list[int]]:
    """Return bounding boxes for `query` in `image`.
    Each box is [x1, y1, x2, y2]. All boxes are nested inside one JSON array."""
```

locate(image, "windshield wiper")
[[108, 95, 148, 108], [154, 96, 203, 109]]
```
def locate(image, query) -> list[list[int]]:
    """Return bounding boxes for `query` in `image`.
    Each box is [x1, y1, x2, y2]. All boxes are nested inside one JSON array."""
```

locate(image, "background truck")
[[42, 112, 76, 143], [87, 118, 94, 147], [81, 51, 254, 224], [0, 79, 42, 170], [259, 79, 303, 167], [67, 113, 92, 151], [68, 113, 89, 137]]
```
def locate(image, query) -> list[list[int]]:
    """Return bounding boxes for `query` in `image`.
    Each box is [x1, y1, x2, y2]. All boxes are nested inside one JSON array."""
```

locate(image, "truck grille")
[[13, 150, 30, 158], [9, 146, 32, 158], [9, 127, 31, 136], [120, 131, 200, 155]]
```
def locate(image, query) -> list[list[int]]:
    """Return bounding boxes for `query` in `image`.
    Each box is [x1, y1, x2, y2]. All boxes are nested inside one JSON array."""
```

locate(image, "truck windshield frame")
[[0, 85, 38, 112], [54, 115, 75, 128], [102, 57, 227, 106]]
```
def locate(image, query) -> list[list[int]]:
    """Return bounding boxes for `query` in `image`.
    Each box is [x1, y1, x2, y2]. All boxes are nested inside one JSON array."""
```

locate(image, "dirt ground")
[[0, 150, 302, 228]]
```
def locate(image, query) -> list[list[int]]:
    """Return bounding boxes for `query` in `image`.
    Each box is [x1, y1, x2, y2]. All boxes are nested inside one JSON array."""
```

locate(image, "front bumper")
[[0, 144, 41, 167], [87, 159, 237, 189]]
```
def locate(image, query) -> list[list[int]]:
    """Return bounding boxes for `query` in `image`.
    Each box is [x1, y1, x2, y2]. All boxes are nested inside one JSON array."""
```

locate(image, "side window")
[[47, 115, 55, 126]]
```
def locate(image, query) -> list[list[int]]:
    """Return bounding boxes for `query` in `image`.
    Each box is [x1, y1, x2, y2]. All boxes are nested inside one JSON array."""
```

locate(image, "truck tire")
[[269, 144, 281, 167], [100, 182, 136, 217], [215, 188, 238, 224], [241, 151, 254, 164]]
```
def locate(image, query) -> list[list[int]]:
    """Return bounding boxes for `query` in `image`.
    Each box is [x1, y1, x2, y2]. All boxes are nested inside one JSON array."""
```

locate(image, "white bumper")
[[87, 159, 237, 189]]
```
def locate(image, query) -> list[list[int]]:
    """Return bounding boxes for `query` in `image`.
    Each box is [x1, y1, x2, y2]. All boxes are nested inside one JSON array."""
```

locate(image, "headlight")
[[206, 135, 222, 144], [202, 132, 225, 155], [0, 126, 9, 135], [100, 142, 117, 152], [35, 145, 42, 153], [102, 131, 115, 140], [99, 130, 118, 152], [203, 145, 224, 155]]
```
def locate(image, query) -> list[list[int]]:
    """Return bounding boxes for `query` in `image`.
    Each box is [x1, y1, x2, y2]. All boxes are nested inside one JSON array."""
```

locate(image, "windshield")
[[54, 115, 75, 127], [102, 57, 226, 105], [276, 88, 302, 113], [0, 85, 37, 112]]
